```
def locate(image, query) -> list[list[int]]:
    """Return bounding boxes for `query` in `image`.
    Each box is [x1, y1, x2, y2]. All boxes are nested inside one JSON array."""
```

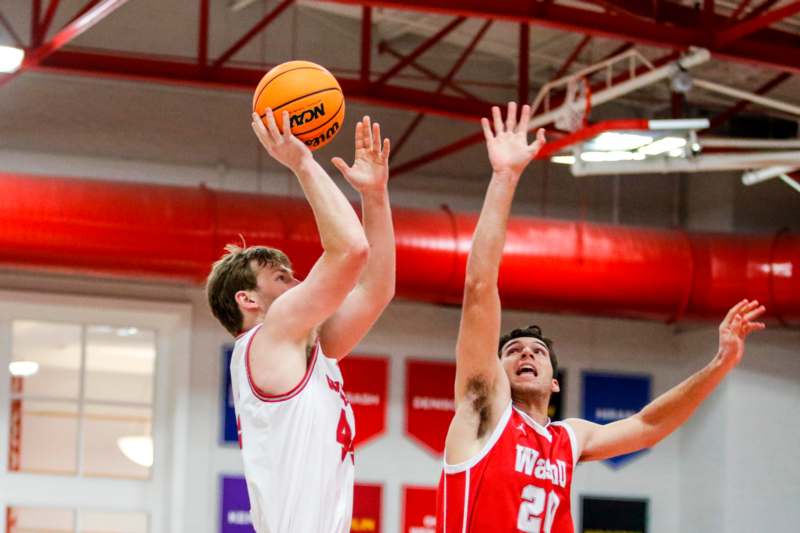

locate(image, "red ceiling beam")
[[552, 34, 591, 81], [518, 23, 529, 104], [392, 19, 492, 158], [706, 72, 792, 130], [360, 6, 371, 83], [31, 0, 41, 45], [0, 10, 24, 48], [211, 0, 294, 68], [716, 1, 800, 47], [742, 0, 781, 20], [320, 0, 800, 73], [373, 16, 466, 86], [38, 0, 62, 44], [1, 0, 129, 88], [379, 42, 481, 100], [730, 0, 754, 21], [198, 0, 209, 66], [38, 49, 495, 120]]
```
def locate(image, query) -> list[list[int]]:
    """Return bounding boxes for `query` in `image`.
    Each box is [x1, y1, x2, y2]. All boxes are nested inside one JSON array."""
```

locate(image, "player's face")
[[500, 337, 558, 399], [254, 263, 299, 307]]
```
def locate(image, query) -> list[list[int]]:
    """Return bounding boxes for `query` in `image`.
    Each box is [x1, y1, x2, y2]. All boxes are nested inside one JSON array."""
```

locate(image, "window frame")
[[0, 290, 191, 533]]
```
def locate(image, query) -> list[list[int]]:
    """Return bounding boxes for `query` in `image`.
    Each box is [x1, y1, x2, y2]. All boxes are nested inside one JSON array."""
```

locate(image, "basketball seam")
[[253, 66, 334, 110], [258, 87, 341, 118], [292, 98, 345, 136]]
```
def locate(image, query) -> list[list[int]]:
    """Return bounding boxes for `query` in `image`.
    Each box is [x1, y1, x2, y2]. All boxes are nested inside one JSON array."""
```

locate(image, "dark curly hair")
[[498, 324, 558, 377]]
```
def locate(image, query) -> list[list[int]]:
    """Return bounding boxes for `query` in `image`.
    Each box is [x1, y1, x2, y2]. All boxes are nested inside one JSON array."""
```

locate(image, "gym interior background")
[[0, 1, 798, 532]]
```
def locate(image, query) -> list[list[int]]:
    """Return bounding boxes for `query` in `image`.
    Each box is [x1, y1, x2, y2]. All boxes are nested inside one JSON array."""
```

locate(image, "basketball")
[[252, 60, 345, 151]]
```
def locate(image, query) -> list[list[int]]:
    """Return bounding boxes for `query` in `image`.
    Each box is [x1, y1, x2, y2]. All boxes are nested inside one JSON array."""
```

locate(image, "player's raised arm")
[[568, 299, 766, 462], [454, 103, 546, 407], [319, 116, 395, 359], [251, 109, 369, 343]]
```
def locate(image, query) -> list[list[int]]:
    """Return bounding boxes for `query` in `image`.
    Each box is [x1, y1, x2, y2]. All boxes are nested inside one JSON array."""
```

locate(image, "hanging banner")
[[219, 475, 254, 533], [339, 356, 389, 448], [221, 344, 237, 445], [549, 369, 566, 421], [582, 371, 651, 468], [352, 483, 382, 533], [405, 359, 456, 456], [402, 486, 437, 533], [581, 496, 648, 533]]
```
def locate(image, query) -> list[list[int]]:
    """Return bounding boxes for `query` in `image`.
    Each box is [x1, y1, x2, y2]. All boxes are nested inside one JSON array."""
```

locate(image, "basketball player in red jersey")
[[436, 102, 766, 533]]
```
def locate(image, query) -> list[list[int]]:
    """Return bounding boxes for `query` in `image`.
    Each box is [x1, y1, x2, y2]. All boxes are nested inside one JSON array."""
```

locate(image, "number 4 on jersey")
[[337, 408, 354, 462], [517, 485, 560, 533]]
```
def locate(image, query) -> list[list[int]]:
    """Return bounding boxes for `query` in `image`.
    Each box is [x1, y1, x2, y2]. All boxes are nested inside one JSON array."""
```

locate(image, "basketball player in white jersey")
[[206, 108, 394, 533], [438, 102, 767, 532]]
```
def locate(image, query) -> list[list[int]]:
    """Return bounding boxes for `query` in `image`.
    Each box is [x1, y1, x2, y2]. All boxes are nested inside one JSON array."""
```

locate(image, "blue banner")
[[221, 344, 237, 444], [582, 371, 651, 468], [220, 475, 255, 533]]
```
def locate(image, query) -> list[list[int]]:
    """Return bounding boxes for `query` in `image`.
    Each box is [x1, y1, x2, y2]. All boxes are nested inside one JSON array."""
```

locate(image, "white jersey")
[[230, 324, 356, 533]]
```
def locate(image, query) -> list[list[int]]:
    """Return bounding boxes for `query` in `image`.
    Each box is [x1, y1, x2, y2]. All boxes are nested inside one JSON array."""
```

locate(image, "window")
[[0, 291, 191, 533]]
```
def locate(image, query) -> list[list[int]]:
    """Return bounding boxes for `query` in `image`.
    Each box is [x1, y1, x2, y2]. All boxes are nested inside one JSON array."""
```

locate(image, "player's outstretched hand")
[[251, 109, 313, 172], [482, 102, 546, 177], [331, 115, 390, 195], [717, 299, 766, 368]]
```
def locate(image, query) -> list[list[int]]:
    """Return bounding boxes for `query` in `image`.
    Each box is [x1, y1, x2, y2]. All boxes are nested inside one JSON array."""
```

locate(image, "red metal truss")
[[373, 16, 466, 86], [37, 49, 495, 120], [1, 0, 130, 88], [717, 1, 800, 46], [392, 19, 492, 157], [0, 9, 24, 48], [211, 0, 294, 68], [706, 72, 792, 130], [322, 0, 800, 73]]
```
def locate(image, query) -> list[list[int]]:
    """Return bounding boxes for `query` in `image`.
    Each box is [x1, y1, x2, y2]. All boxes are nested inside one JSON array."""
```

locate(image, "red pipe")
[[0, 173, 797, 324]]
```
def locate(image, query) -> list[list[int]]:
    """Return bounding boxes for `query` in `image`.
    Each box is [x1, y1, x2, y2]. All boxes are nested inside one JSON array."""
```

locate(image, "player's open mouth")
[[516, 364, 538, 377]]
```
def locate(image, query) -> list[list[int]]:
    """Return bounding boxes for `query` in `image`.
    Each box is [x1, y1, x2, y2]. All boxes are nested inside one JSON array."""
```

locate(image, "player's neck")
[[511, 394, 550, 426]]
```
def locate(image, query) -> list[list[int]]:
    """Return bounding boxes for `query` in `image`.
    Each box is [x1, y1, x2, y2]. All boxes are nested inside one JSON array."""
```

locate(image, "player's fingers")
[[354, 121, 365, 151], [262, 109, 281, 144], [506, 102, 518, 131], [481, 117, 494, 142], [383, 137, 391, 160], [492, 106, 504, 134], [723, 298, 748, 326], [281, 111, 292, 139], [516, 104, 531, 134], [743, 304, 766, 322], [372, 122, 382, 153], [745, 322, 766, 335], [528, 128, 546, 152], [331, 156, 350, 176], [363, 116, 373, 151]]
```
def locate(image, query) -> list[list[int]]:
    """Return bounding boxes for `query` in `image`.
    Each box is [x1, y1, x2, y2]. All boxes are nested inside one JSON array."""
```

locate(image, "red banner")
[[339, 356, 389, 448], [402, 486, 438, 533], [352, 483, 382, 533], [405, 359, 456, 456]]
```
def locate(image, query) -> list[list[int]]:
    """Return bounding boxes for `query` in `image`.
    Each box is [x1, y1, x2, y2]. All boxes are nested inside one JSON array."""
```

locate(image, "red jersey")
[[436, 403, 578, 533]]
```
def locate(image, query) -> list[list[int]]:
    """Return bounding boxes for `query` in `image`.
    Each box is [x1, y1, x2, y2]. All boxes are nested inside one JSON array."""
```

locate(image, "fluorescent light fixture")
[[580, 151, 646, 162], [117, 327, 139, 337], [668, 149, 685, 157], [117, 436, 153, 468], [638, 136, 687, 156], [551, 155, 576, 165], [0, 46, 24, 73], [9, 361, 39, 377], [648, 118, 710, 130], [590, 132, 653, 151]]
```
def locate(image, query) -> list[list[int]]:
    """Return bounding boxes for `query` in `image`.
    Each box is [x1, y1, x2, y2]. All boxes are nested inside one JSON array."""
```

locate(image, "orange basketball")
[[253, 60, 345, 151]]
